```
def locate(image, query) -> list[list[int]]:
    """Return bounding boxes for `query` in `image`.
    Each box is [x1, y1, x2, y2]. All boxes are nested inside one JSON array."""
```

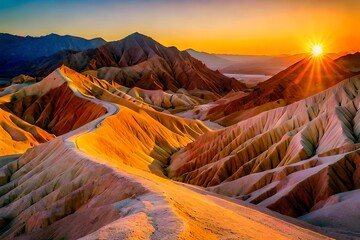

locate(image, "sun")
[[312, 45, 323, 57]]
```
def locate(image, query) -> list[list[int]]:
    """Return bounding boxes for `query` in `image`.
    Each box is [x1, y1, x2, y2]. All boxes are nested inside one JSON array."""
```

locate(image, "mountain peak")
[[48, 33, 60, 36], [106, 32, 164, 57], [129, 31, 144, 37], [43, 33, 61, 38], [122, 32, 154, 43]]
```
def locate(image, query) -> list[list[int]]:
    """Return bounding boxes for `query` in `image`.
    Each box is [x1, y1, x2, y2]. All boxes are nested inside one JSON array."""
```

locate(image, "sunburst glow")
[[312, 45, 323, 57]]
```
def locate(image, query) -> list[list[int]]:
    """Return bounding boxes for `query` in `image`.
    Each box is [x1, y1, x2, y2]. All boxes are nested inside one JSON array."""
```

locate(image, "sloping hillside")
[[168, 75, 360, 234], [0, 66, 334, 239], [183, 56, 352, 126]]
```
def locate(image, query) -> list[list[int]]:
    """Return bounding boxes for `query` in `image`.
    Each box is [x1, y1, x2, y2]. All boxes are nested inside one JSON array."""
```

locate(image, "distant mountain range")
[[187, 48, 349, 75], [0, 32, 354, 80], [1, 32, 245, 95], [0, 33, 106, 77]]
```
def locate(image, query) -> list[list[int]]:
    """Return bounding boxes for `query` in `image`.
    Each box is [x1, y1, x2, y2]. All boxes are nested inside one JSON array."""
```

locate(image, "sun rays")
[[281, 53, 350, 99]]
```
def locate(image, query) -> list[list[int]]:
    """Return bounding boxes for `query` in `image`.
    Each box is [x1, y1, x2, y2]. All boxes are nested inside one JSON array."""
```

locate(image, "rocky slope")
[[335, 52, 360, 73], [168, 74, 360, 235], [0, 69, 107, 136], [0, 67, 336, 239], [182, 55, 353, 126]]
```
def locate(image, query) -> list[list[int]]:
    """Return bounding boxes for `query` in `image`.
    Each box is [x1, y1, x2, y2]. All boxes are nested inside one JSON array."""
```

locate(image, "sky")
[[0, 0, 359, 55]]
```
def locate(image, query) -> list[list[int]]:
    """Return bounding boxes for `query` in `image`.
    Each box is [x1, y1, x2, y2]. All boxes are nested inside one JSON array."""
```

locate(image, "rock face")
[[2, 83, 106, 135], [24, 32, 246, 95], [0, 69, 107, 136], [187, 56, 353, 126], [0, 33, 106, 77], [168, 75, 360, 233]]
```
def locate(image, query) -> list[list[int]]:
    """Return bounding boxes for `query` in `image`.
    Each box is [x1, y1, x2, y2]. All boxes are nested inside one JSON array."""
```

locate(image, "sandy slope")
[[0, 138, 332, 240], [0, 108, 53, 155], [300, 189, 360, 235], [0, 67, 336, 239]]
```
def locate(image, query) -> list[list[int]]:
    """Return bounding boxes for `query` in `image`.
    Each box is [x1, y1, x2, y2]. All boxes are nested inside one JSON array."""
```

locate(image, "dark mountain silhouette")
[[0, 33, 106, 77]]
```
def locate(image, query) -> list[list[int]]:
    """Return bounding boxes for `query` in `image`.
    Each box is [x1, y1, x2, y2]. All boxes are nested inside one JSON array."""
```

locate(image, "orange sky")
[[0, 0, 359, 55]]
